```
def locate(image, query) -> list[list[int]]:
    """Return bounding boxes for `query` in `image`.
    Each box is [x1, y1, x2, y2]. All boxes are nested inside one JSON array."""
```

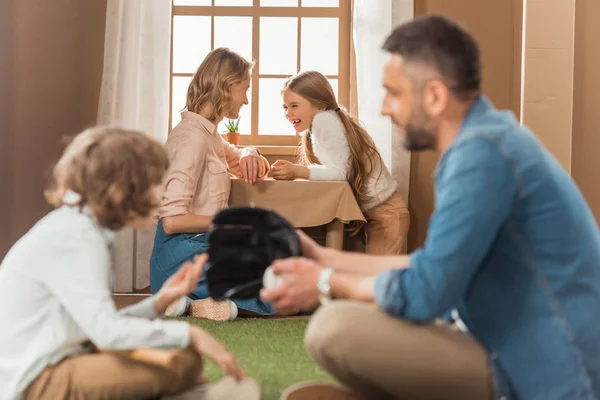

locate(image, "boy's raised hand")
[[153, 254, 206, 315]]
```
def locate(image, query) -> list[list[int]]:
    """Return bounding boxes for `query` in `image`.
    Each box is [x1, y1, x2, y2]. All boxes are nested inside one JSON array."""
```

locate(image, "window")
[[170, 0, 351, 146]]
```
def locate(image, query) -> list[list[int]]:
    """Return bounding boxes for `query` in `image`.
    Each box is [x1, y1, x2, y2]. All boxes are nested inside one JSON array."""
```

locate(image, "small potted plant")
[[224, 117, 241, 145]]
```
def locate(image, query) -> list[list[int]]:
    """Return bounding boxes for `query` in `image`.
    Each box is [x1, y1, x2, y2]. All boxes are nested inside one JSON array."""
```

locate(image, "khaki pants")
[[305, 301, 494, 400], [25, 348, 235, 400], [364, 193, 410, 255]]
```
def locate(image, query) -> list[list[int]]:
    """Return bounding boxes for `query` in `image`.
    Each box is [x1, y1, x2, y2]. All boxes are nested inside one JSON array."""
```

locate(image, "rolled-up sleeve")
[[160, 134, 206, 218], [374, 138, 518, 321]]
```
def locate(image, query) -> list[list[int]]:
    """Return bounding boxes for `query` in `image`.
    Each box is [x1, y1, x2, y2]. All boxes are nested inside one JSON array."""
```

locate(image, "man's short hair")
[[382, 15, 481, 101]]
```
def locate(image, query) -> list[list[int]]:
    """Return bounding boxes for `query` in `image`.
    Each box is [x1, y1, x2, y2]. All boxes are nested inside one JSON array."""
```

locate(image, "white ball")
[[263, 266, 286, 290]]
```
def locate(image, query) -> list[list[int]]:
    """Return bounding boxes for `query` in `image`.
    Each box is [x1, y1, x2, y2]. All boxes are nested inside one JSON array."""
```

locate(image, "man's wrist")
[[319, 246, 338, 267], [317, 267, 334, 305]]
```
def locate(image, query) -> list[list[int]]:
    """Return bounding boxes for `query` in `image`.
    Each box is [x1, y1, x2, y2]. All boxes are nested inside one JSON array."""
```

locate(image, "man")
[[262, 15, 600, 400]]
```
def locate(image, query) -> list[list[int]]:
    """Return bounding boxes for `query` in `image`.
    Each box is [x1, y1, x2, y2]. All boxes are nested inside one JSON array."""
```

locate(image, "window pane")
[[174, 0, 211, 5], [217, 96, 252, 135], [302, 0, 339, 6], [328, 78, 338, 101], [301, 18, 338, 75], [214, 17, 253, 62], [173, 16, 211, 74], [261, 0, 297, 6], [259, 78, 296, 135], [171, 76, 193, 129], [260, 18, 297, 74], [215, 0, 252, 5]]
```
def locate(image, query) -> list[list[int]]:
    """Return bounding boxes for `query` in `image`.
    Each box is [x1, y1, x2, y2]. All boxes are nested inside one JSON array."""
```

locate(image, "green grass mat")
[[179, 317, 334, 400]]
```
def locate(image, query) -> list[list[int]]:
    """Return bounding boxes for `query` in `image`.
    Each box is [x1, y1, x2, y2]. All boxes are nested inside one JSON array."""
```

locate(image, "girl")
[[150, 48, 293, 320], [272, 71, 410, 255], [0, 127, 258, 399]]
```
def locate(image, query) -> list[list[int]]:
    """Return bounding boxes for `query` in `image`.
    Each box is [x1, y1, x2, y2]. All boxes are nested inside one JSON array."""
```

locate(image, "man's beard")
[[403, 123, 436, 151]]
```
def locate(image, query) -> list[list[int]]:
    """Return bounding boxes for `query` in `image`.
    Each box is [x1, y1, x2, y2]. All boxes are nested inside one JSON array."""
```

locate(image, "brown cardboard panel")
[[521, 1, 575, 173], [572, 0, 600, 223], [523, 97, 573, 169], [522, 50, 574, 104], [407, 151, 438, 252], [525, 0, 575, 50], [408, 0, 523, 251]]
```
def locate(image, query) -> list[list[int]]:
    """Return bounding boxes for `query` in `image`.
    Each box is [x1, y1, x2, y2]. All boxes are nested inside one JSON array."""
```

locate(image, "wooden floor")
[[112, 289, 312, 320], [113, 287, 151, 310]]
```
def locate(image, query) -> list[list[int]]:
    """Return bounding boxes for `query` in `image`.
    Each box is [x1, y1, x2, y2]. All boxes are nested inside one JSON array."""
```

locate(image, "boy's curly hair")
[[45, 126, 169, 230]]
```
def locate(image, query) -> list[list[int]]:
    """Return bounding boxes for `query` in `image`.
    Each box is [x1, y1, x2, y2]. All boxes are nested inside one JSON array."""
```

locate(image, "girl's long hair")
[[283, 71, 383, 202]]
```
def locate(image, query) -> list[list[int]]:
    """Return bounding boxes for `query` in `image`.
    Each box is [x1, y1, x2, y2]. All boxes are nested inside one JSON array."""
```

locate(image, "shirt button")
[[490, 353, 498, 360]]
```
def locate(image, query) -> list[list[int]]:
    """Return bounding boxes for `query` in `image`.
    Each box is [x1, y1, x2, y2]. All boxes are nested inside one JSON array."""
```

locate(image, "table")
[[228, 179, 366, 249]]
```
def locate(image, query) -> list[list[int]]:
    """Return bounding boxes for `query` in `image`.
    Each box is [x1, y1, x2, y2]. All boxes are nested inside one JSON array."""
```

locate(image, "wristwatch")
[[317, 268, 334, 305]]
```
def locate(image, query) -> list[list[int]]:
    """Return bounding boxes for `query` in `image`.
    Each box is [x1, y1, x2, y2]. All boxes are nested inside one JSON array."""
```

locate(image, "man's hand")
[[297, 229, 329, 263], [189, 326, 246, 380], [271, 160, 307, 180], [260, 257, 323, 312], [240, 154, 265, 183], [153, 254, 205, 315]]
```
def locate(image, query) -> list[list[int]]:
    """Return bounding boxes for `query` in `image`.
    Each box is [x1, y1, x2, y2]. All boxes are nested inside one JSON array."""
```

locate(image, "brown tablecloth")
[[229, 179, 366, 228]]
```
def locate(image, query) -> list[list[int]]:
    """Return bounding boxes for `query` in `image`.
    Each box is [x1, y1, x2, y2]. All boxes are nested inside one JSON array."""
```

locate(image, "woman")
[[150, 48, 288, 320]]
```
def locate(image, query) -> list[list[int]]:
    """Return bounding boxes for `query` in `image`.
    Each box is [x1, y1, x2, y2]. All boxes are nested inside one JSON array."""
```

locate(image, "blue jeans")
[[150, 220, 274, 315]]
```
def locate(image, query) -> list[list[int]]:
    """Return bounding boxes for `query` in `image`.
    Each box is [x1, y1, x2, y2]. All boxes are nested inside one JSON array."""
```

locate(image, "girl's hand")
[[189, 326, 246, 380], [271, 160, 300, 180], [153, 254, 206, 315]]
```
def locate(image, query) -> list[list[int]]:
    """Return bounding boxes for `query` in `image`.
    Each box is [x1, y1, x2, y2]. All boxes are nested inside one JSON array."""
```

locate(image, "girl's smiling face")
[[282, 90, 322, 133]]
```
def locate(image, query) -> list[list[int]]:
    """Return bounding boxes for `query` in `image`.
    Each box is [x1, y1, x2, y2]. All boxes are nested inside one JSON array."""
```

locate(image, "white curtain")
[[97, 0, 171, 292], [353, 0, 413, 203]]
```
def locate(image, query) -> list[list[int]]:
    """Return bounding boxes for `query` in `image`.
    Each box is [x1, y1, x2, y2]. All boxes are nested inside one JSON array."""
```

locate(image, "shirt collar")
[[62, 190, 115, 244], [457, 95, 491, 136], [181, 111, 219, 135]]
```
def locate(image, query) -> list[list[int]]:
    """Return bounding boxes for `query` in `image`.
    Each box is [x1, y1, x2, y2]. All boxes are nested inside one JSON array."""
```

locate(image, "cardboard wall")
[[0, 0, 107, 259], [408, 0, 523, 251], [572, 0, 600, 222], [521, 0, 576, 173]]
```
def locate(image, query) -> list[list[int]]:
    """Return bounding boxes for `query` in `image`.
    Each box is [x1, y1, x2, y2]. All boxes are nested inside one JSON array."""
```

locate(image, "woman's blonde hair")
[[45, 126, 169, 230], [283, 71, 383, 202], [185, 47, 253, 123]]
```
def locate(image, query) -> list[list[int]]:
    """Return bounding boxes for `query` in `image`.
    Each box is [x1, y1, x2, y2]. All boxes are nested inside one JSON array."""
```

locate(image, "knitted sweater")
[[307, 110, 398, 211]]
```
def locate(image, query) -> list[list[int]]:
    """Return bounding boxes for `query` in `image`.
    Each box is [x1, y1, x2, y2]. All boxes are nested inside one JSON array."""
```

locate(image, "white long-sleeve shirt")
[[0, 205, 189, 400], [307, 110, 398, 211]]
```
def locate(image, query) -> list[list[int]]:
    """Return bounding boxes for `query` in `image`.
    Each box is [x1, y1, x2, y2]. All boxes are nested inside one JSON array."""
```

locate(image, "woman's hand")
[[153, 254, 205, 315], [240, 154, 265, 183], [189, 326, 246, 380], [271, 160, 308, 180]]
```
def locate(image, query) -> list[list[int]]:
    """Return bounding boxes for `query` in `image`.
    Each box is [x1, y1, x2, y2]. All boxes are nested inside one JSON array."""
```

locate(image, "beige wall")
[[0, 0, 107, 259], [407, 0, 523, 251], [572, 0, 600, 222]]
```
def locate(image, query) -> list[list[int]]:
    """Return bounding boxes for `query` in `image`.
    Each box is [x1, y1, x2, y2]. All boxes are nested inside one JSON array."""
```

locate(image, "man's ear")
[[423, 79, 449, 118]]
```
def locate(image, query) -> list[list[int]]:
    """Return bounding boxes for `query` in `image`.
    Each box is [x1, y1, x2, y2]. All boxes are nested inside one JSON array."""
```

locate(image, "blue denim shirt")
[[375, 96, 600, 399]]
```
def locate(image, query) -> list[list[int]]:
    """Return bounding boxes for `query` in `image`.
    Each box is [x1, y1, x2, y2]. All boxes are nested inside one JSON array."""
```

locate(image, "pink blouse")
[[158, 111, 269, 218]]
